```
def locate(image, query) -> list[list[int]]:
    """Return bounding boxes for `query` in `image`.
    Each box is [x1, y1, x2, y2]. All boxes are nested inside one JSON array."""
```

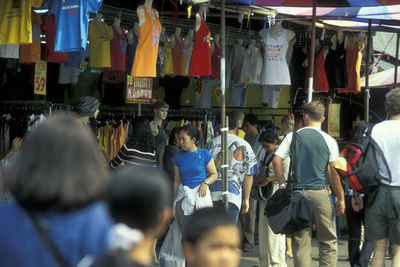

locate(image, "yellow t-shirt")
[[0, 0, 44, 45], [89, 20, 112, 68], [235, 129, 245, 139]]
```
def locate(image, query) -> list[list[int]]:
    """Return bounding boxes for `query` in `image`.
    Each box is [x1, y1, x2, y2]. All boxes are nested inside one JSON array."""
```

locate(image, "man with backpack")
[[272, 100, 345, 267], [364, 89, 400, 267]]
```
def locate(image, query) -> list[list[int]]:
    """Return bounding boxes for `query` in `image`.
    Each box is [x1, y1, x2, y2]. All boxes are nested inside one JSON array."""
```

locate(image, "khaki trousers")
[[258, 199, 287, 267], [292, 188, 338, 267]]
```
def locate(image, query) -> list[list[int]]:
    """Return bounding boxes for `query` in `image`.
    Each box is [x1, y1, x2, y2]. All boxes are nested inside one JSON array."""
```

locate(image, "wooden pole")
[[364, 20, 372, 122], [307, 0, 317, 103]]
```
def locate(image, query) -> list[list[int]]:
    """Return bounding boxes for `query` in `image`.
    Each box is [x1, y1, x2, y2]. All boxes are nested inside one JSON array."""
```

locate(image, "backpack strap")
[[366, 125, 392, 183], [287, 130, 297, 190]]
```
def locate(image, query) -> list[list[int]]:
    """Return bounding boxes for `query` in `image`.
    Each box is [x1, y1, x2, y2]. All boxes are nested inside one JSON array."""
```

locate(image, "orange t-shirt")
[[131, 6, 162, 77], [19, 12, 42, 63]]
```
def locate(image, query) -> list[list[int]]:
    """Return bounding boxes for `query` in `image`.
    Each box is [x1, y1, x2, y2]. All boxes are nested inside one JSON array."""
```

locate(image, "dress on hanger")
[[172, 34, 186, 76], [211, 41, 221, 80], [189, 17, 211, 77], [339, 42, 362, 93], [305, 47, 329, 92]]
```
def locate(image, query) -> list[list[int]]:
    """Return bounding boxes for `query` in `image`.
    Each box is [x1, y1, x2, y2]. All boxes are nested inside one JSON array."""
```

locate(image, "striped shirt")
[[110, 144, 157, 169]]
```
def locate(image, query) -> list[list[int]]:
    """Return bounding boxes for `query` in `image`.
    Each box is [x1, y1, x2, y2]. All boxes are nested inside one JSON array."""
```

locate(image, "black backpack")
[[340, 126, 392, 193]]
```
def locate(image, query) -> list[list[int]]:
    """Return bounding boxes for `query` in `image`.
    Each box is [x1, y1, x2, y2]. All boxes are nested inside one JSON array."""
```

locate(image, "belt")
[[292, 186, 327, 191]]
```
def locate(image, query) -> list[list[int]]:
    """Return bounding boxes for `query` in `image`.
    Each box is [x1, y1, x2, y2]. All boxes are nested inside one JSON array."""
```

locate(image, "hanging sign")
[[126, 76, 153, 104], [328, 103, 340, 137], [34, 60, 47, 95]]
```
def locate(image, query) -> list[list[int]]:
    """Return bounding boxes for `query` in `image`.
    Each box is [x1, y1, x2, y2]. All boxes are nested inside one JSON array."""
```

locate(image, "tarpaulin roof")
[[361, 67, 400, 87], [233, 0, 400, 7]]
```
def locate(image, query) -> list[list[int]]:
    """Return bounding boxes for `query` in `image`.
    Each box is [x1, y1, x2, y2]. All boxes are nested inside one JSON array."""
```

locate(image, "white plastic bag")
[[158, 219, 185, 267]]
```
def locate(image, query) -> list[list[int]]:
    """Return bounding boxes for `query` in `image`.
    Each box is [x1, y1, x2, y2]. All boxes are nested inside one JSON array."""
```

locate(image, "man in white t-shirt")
[[365, 88, 400, 267]]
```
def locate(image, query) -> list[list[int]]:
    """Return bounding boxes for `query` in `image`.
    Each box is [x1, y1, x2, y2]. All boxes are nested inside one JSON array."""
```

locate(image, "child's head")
[[183, 208, 241, 267]]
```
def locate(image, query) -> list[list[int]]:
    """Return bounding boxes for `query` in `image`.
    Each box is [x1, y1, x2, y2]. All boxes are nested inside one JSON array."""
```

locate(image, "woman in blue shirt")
[[171, 124, 218, 230]]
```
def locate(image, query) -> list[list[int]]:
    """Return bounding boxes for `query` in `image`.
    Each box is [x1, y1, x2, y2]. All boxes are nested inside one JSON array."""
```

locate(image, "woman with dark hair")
[[171, 124, 218, 231], [0, 114, 113, 267], [163, 126, 181, 188], [110, 117, 157, 169], [256, 130, 289, 267]]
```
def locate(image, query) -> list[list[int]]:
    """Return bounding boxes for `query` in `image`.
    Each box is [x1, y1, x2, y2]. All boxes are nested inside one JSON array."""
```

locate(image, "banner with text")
[[126, 76, 152, 104], [34, 60, 47, 95], [328, 103, 340, 137]]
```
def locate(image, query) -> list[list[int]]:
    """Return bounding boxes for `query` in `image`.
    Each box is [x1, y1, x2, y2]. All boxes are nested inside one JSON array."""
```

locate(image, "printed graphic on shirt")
[[267, 44, 284, 62], [152, 25, 161, 47]]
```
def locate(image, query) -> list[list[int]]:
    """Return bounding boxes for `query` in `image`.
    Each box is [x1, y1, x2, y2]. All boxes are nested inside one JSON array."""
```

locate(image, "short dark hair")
[[107, 166, 172, 232], [385, 88, 400, 117], [244, 113, 258, 126], [259, 130, 279, 144], [183, 207, 236, 245], [168, 126, 181, 145], [127, 117, 155, 152], [303, 101, 325, 122], [180, 124, 201, 145], [153, 100, 169, 111], [5, 113, 109, 211]]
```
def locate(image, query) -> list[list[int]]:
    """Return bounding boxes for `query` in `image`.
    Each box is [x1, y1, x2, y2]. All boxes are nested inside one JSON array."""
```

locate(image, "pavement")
[[239, 236, 393, 267]]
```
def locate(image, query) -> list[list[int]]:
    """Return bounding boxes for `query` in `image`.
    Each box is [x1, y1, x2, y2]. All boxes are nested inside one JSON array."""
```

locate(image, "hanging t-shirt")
[[262, 85, 282, 108], [19, 12, 42, 63], [189, 18, 211, 77], [0, 0, 44, 45], [230, 84, 248, 108], [0, 45, 19, 59], [163, 41, 174, 76], [89, 20, 112, 68], [240, 45, 263, 84], [194, 79, 218, 109], [228, 42, 245, 86], [172, 34, 186, 76], [211, 41, 221, 80], [42, 14, 68, 63], [59, 63, 80, 85], [185, 37, 193, 75], [305, 47, 329, 92], [110, 25, 128, 72], [126, 31, 138, 75], [46, 0, 102, 52], [260, 29, 291, 85], [131, 6, 162, 77]]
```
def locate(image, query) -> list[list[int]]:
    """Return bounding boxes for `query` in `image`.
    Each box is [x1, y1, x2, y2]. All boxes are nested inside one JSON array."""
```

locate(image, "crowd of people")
[[0, 89, 399, 267]]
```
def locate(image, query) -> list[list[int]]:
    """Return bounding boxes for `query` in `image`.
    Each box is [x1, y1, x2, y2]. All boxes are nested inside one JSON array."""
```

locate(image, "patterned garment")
[[207, 134, 258, 210]]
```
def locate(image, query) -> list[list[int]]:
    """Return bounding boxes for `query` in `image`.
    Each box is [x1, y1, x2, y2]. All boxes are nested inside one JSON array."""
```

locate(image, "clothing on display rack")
[[228, 41, 245, 86], [325, 38, 347, 91], [185, 35, 194, 76], [230, 84, 248, 108], [89, 20, 112, 68], [126, 32, 138, 75], [163, 41, 174, 76], [0, 45, 19, 59], [338, 41, 363, 93], [19, 12, 42, 63], [42, 14, 68, 63], [305, 47, 330, 92], [260, 29, 291, 86], [59, 63, 80, 85], [109, 25, 128, 72], [241, 44, 263, 84], [172, 34, 186, 76], [131, 5, 162, 77], [0, 0, 44, 45], [189, 18, 211, 77], [262, 86, 282, 108], [211, 41, 221, 80]]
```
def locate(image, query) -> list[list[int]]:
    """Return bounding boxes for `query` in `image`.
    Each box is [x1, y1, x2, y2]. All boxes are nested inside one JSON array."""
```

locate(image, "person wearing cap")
[[75, 96, 101, 127]]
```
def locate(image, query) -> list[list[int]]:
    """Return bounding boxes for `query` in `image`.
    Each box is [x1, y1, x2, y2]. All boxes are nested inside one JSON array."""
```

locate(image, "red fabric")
[[189, 18, 211, 77], [211, 41, 221, 80], [19, 12, 42, 63], [42, 14, 68, 63], [110, 25, 128, 72], [305, 47, 329, 92]]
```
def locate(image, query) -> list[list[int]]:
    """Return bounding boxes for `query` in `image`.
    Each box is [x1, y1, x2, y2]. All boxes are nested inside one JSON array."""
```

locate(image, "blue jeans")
[[213, 201, 240, 223]]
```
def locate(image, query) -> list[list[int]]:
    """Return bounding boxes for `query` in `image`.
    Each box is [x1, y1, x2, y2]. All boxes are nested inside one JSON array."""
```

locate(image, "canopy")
[[233, 0, 400, 7], [361, 67, 400, 87]]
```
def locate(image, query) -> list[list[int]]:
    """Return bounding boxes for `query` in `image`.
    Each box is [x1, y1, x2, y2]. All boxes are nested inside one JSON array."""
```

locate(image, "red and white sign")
[[126, 76, 152, 104]]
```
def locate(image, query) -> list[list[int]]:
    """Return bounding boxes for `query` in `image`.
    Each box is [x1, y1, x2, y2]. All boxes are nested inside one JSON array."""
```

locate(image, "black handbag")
[[257, 153, 275, 201], [264, 130, 315, 235]]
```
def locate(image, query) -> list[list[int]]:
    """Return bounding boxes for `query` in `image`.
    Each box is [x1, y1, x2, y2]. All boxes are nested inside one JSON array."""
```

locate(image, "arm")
[[110, 145, 125, 169], [272, 155, 286, 185], [198, 158, 218, 197], [241, 174, 253, 214], [1, 137, 23, 161], [173, 164, 181, 200], [327, 162, 345, 215]]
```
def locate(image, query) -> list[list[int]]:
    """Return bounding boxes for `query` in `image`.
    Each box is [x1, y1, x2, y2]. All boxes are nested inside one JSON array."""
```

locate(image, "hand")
[[11, 137, 23, 152], [241, 198, 250, 214], [198, 183, 208, 198], [258, 177, 270, 188], [351, 194, 363, 212], [335, 198, 345, 216]]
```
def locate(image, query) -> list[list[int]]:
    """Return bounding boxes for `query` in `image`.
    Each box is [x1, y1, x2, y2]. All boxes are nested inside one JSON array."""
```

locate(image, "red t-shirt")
[[110, 25, 128, 72], [42, 14, 68, 63], [189, 18, 211, 77]]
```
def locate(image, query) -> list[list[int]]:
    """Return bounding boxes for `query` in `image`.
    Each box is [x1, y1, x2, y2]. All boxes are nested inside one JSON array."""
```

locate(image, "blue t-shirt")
[[171, 148, 213, 189], [46, 0, 102, 52], [0, 202, 114, 267]]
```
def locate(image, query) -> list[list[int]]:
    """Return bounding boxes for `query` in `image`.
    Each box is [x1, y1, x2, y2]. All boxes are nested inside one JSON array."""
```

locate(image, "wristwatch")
[[203, 179, 209, 185]]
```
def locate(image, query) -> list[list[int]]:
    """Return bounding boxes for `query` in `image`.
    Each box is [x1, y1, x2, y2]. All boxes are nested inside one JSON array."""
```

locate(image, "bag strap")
[[366, 126, 392, 183], [25, 210, 68, 267], [287, 130, 297, 190]]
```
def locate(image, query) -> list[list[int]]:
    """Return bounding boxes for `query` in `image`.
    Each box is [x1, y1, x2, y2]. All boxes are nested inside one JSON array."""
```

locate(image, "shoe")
[[243, 244, 253, 252]]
